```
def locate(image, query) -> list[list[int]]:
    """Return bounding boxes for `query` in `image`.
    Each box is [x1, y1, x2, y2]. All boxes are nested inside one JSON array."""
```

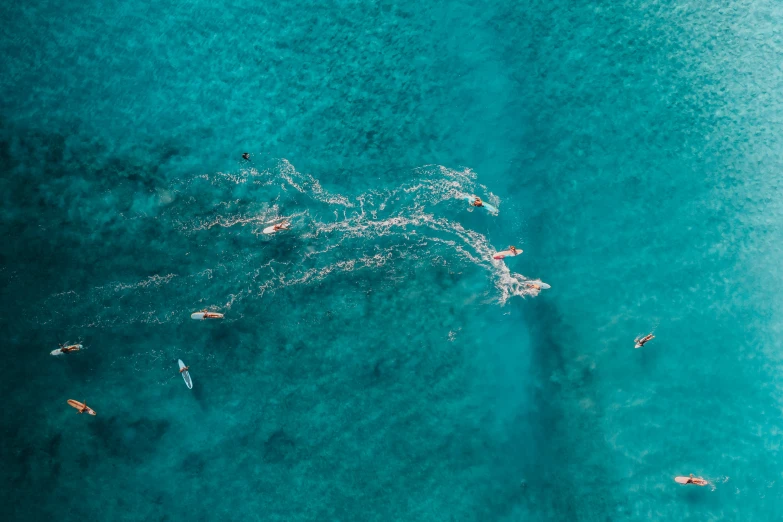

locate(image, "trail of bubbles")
[[277, 159, 354, 207], [305, 209, 541, 302], [35, 161, 542, 330]]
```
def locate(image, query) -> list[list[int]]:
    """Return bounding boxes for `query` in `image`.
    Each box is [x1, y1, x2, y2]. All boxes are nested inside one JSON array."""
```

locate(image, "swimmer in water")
[[242, 153, 250, 160], [273, 220, 291, 232], [635, 333, 654, 349], [472, 196, 483, 207]]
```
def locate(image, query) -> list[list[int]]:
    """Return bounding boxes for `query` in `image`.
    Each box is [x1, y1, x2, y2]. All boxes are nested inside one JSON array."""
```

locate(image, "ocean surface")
[[2, 0, 783, 520]]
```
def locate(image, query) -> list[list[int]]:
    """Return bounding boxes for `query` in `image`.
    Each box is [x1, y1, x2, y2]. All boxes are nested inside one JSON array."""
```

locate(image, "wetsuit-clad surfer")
[[242, 153, 250, 160]]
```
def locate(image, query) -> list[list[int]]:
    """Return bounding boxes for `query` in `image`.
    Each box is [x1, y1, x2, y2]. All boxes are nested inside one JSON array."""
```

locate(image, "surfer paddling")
[[263, 220, 291, 235], [67, 399, 96, 416], [273, 220, 291, 232], [634, 333, 654, 349], [677, 474, 708, 486], [179, 364, 190, 373], [191, 310, 224, 320], [471, 196, 484, 207], [52, 344, 82, 356], [494, 246, 521, 260]]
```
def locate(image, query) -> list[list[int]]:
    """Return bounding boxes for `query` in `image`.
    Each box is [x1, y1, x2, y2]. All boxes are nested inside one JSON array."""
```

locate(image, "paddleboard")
[[525, 280, 551, 290], [51, 344, 82, 356], [465, 196, 498, 213], [67, 399, 96, 415], [191, 312, 224, 320], [178, 359, 193, 389], [494, 249, 522, 260], [263, 222, 290, 235], [675, 476, 708, 486]]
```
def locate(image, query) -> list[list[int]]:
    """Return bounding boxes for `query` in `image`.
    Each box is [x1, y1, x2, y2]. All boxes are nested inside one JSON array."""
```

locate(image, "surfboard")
[[465, 196, 498, 214], [493, 249, 522, 260], [263, 222, 290, 235], [675, 476, 707, 486], [51, 344, 82, 356], [191, 312, 224, 320], [634, 335, 653, 349], [525, 280, 551, 290], [178, 359, 193, 389], [67, 399, 96, 415]]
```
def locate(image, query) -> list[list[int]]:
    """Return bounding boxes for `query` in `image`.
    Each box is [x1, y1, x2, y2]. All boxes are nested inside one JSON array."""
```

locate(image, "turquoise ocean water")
[[3, 0, 783, 520]]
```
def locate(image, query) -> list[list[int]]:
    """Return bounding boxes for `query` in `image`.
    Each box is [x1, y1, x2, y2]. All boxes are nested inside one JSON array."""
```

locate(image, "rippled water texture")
[[3, 1, 783, 521]]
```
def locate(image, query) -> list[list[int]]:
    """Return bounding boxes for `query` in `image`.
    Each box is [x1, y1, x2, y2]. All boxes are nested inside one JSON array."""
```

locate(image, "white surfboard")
[[465, 195, 498, 214], [178, 359, 193, 389], [263, 222, 291, 235], [494, 249, 522, 260], [191, 312, 224, 320], [51, 344, 82, 356]]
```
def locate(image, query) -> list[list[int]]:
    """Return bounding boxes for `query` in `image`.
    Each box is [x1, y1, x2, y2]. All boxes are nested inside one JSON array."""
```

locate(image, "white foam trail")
[[306, 209, 539, 302], [278, 159, 353, 207], [34, 161, 538, 329]]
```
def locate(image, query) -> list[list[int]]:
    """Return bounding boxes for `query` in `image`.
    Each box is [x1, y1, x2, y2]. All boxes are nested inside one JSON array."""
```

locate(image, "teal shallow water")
[[3, 1, 783, 520]]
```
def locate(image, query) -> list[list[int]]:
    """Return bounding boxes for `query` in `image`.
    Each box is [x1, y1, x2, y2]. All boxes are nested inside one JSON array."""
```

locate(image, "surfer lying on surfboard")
[[51, 344, 82, 356], [67, 399, 96, 416], [179, 364, 190, 373], [464, 195, 498, 213], [191, 310, 224, 320], [635, 333, 654, 349], [676, 474, 708, 486], [493, 246, 521, 260], [263, 220, 292, 235]]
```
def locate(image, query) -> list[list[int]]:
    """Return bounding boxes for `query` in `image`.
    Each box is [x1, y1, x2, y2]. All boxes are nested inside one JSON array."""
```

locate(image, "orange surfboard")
[[67, 399, 96, 416]]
